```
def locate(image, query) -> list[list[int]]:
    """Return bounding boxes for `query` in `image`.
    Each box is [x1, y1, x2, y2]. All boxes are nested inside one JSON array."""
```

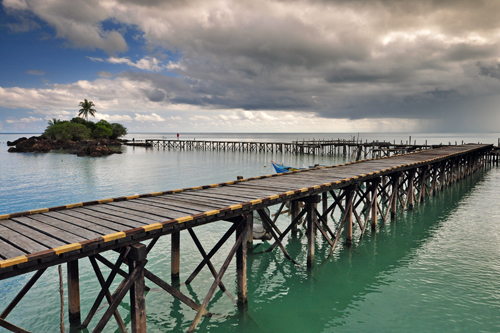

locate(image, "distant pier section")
[[126, 138, 469, 159]]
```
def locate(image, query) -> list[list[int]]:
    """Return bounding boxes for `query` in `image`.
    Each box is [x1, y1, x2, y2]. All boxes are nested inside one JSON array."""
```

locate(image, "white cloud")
[[96, 113, 133, 122], [6, 116, 43, 123], [134, 113, 165, 122]]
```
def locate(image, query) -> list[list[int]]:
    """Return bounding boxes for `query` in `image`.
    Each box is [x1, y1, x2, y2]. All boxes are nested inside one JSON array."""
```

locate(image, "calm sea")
[[0, 132, 499, 332]]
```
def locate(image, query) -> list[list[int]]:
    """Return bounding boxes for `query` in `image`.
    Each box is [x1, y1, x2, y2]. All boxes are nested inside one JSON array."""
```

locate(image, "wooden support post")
[[236, 214, 250, 309], [322, 192, 328, 227], [391, 175, 398, 218], [171, 231, 180, 284], [345, 187, 353, 246], [307, 202, 315, 268], [129, 244, 147, 333], [408, 169, 415, 210], [67, 260, 81, 328], [291, 200, 299, 234], [247, 212, 253, 251], [371, 180, 379, 229]]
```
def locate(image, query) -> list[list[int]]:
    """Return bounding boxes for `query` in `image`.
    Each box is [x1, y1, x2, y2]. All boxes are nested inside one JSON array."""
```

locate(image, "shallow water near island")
[[1, 132, 500, 332]]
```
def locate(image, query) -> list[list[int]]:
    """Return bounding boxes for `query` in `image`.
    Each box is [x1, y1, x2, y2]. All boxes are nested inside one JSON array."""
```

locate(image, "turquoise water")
[[0, 133, 499, 332]]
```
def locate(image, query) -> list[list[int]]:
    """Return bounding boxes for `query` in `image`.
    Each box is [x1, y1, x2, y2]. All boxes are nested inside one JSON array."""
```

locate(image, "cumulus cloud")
[[134, 113, 165, 122], [6, 116, 42, 123], [90, 56, 165, 71]]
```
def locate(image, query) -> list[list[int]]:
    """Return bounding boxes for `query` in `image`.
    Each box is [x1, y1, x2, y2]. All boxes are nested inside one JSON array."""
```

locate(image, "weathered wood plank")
[[0, 224, 49, 254], [1, 219, 67, 248]]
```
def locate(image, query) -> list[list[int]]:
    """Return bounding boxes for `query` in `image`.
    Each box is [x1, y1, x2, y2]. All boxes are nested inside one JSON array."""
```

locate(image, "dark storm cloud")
[[4, 0, 500, 131], [478, 62, 500, 80]]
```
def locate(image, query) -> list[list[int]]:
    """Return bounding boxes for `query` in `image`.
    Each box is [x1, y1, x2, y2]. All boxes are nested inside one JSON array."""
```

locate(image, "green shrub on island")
[[43, 118, 127, 141]]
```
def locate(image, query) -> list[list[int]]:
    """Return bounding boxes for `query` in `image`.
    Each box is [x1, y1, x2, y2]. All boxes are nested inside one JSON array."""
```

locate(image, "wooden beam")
[[187, 225, 246, 332], [88, 257, 127, 333], [0, 268, 46, 321], [307, 200, 315, 269], [129, 244, 147, 333], [236, 214, 250, 308], [171, 231, 180, 284], [345, 187, 354, 246], [67, 260, 81, 328]]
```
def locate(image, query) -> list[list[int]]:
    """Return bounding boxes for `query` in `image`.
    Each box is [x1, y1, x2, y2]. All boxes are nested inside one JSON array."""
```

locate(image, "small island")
[[7, 99, 128, 157]]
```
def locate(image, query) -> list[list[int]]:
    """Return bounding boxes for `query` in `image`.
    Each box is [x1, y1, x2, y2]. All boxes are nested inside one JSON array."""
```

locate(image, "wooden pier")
[[141, 138, 454, 159], [0, 144, 495, 332]]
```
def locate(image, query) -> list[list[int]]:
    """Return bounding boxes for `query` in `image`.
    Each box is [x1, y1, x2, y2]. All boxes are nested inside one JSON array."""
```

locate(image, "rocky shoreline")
[[7, 136, 124, 157]]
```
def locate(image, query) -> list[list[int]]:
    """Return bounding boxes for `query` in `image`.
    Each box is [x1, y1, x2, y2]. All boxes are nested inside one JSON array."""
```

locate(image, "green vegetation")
[[78, 99, 97, 121], [43, 100, 127, 141], [42, 118, 127, 141]]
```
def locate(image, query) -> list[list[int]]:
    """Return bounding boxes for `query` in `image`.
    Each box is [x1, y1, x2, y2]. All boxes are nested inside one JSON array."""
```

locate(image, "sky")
[[1, 0, 500, 134]]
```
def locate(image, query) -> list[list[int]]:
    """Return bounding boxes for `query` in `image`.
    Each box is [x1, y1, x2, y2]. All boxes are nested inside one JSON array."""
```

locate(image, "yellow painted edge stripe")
[[143, 223, 163, 232], [0, 214, 10, 220], [54, 243, 82, 255], [66, 203, 83, 209], [230, 204, 242, 210], [0, 256, 28, 268], [240, 179, 249, 182], [323, 183, 332, 186], [226, 181, 235, 185], [150, 192, 163, 196], [30, 208, 49, 214], [313, 185, 321, 189], [205, 210, 220, 216], [126, 195, 140, 200], [102, 232, 126, 242], [250, 199, 262, 205], [286, 191, 295, 196], [210, 184, 219, 188], [173, 189, 183, 193], [266, 175, 273, 178], [98, 198, 114, 204], [300, 188, 308, 192], [269, 195, 279, 200], [192, 186, 203, 190], [335, 180, 342, 184], [177, 216, 193, 223]]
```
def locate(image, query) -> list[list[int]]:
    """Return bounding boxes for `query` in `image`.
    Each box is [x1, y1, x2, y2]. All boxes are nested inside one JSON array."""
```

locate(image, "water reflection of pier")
[[0, 144, 494, 332]]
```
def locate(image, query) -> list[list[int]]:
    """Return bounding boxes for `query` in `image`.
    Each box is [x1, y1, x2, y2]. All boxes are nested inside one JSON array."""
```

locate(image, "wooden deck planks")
[[0, 224, 49, 254]]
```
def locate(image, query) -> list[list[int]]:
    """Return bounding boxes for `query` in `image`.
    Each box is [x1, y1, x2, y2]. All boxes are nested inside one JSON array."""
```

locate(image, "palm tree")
[[47, 118, 61, 126], [78, 99, 97, 121]]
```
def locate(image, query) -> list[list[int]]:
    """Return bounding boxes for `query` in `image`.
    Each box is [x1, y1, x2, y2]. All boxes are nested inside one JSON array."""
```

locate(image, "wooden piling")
[[67, 260, 81, 327], [236, 214, 250, 308], [129, 244, 147, 333], [345, 188, 353, 245], [171, 232, 180, 283], [291, 200, 299, 234]]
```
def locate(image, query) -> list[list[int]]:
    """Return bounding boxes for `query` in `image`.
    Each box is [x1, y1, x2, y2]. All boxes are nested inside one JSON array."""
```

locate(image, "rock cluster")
[[7, 136, 123, 157]]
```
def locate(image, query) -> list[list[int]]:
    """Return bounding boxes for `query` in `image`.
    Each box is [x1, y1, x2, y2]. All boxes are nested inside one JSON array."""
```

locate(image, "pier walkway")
[[0, 144, 494, 332]]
